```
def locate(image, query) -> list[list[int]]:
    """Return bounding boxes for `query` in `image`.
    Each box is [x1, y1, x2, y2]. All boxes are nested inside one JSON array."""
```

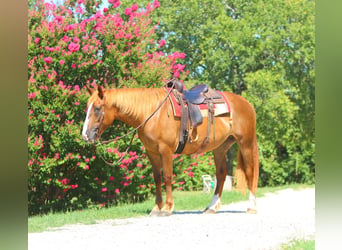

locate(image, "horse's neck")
[[108, 88, 163, 128]]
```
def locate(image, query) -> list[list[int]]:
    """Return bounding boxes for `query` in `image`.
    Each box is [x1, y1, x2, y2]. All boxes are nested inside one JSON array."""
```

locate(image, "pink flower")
[[108, 0, 120, 8], [131, 3, 138, 12], [44, 57, 52, 64], [54, 16, 63, 24], [173, 63, 186, 72], [74, 101, 79, 106], [28, 93, 36, 99], [124, 7, 132, 16], [68, 42, 80, 52], [34, 37, 40, 45], [54, 153, 59, 159], [125, 33, 132, 39], [73, 36, 81, 43], [102, 187, 107, 192], [45, 46, 55, 52], [61, 178, 69, 185], [109, 176, 114, 181], [128, 151, 136, 156], [103, 8, 108, 13], [62, 35, 71, 43], [58, 80, 66, 89], [158, 39, 166, 47], [84, 164, 89, 170], [172, 51, 186, 59], [114, 188, 120, 194], [153, 0, 160, 8], [59, 59, 65, 65]]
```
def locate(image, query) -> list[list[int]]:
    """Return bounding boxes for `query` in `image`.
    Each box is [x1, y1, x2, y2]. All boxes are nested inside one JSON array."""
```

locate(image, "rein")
[[95, 82, 175, 166]]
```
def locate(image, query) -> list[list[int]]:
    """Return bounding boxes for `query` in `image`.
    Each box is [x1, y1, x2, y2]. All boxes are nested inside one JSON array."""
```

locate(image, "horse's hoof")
[[149, 209, 161, 217], [203, 208, 216, 214], [159, 210, 173, 217], [246, 208, 257, 214]]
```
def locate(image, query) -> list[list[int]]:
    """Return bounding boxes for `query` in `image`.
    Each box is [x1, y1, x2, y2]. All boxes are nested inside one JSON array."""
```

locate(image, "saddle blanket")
[[167, 88, 231, 118]]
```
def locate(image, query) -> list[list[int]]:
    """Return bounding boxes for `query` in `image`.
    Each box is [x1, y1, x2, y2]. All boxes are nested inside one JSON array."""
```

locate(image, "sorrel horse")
[[82, 85, 259, 215]]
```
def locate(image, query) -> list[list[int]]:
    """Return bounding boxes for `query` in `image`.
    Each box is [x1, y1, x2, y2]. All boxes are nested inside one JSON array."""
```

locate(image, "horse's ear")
[[97, 85, 104, 99], [86, 85, 93, 95]]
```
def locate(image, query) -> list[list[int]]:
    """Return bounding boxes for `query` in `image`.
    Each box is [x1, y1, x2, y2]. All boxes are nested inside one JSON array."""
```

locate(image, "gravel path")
[[29, 188, 315, 250]]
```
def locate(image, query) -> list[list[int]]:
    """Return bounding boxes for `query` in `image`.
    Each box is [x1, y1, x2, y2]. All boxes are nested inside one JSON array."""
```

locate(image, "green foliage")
[[28, 0, 189, 215]]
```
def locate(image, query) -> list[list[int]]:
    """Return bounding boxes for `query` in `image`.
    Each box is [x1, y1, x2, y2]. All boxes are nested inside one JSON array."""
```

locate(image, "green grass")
[[28, 184, 313, 233], [281, 238, 315, 250]]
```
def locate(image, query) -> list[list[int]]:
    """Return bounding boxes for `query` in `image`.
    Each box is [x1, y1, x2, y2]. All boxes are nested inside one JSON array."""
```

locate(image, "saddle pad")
[[167, 88, 231, 118]]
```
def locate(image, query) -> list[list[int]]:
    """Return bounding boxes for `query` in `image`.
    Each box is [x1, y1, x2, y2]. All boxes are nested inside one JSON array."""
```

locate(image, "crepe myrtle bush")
[[27, 0, 207, 215]]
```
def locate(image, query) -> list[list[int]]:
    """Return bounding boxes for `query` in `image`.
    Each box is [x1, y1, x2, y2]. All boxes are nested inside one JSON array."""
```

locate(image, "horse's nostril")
[[82, 134, 89, 141]]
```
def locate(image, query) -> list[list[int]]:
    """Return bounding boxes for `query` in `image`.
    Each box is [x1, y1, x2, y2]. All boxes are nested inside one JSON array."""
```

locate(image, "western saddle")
[[166, 78, 228, 154]]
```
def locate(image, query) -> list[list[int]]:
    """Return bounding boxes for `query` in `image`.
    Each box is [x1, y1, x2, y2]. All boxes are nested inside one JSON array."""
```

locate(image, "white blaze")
[[82, 102, 93, 139]]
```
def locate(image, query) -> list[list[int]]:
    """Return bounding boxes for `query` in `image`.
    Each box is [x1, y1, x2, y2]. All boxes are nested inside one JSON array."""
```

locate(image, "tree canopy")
[[121, 0, 315, 185]]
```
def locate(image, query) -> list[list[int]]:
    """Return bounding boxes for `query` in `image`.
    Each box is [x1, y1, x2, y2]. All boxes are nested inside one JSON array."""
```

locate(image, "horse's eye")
[[94, 107, 101, 117]]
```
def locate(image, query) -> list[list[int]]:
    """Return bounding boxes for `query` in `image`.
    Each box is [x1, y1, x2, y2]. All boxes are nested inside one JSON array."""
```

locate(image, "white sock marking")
[[249, 192, 257, 210], [208, 194, 221, 211]]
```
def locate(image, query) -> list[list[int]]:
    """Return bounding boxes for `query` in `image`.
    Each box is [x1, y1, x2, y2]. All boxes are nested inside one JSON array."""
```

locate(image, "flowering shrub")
[[28, 0, 207, 215]]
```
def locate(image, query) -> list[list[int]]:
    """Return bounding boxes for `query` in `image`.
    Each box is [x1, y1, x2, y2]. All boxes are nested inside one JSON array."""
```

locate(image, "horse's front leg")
[[146, 150, 163, 216], [160, 146, 174, 216]]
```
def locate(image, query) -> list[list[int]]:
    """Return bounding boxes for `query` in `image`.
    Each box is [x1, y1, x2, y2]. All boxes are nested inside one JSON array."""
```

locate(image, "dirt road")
[[29, 188, 315, 250]]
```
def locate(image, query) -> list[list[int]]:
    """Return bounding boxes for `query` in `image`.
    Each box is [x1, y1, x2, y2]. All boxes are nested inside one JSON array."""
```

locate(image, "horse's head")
[[82, 85, 113, 143]]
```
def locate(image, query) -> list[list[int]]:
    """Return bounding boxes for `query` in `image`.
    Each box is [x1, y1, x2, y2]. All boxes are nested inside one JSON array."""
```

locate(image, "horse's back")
[[222, 91, 256, 120]]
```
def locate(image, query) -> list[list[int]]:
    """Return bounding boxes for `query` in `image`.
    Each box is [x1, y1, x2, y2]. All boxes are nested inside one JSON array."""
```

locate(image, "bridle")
[[93, 81, 176, 166]]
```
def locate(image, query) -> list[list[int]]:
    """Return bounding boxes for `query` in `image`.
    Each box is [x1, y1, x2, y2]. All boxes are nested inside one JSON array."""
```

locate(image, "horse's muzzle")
[[82, 128, 97, 143]]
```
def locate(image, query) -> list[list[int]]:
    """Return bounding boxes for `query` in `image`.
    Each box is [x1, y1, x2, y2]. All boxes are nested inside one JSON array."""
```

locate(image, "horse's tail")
[[234, 148, 247, 195]]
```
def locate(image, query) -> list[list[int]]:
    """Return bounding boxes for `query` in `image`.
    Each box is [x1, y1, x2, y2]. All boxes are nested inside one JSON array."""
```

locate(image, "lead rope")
[[95, 82, 175, 166], [95, 130, 136, 167]]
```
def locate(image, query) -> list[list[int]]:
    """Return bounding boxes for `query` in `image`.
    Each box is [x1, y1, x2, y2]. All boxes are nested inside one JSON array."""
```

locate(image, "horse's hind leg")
[[204, 136, 235, 214], [236, 136, 259, 214]]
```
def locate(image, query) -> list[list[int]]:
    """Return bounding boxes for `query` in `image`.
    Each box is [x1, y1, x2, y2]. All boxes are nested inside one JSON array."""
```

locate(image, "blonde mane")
[[105, 88, 166, 120]]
